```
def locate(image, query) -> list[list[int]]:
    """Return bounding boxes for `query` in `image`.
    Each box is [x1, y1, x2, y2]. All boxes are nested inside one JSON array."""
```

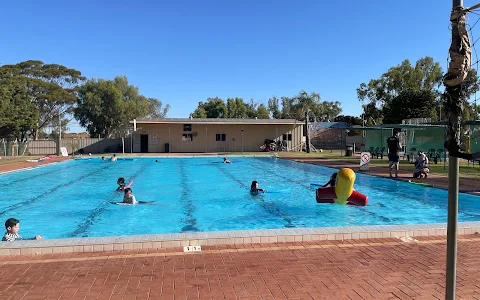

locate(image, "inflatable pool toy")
[[110, 201, 155, 205], [315, 168, 368, 206], [408, 180, 434, 187]]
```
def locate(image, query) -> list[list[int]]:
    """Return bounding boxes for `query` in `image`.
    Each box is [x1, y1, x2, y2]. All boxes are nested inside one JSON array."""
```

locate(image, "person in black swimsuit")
[[250, 181, 267, 195], [387, 130, 402, 178], [322, 173, 338, 187]]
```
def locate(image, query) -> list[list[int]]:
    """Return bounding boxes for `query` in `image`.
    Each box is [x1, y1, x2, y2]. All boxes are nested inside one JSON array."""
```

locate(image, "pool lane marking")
[[69, 163, 152, 238], [250, 158, 399, 224], [3, 237, 479, 265], [0, 162, 78, 188], [0, 164, 116, 217], [213, 164, 296, 228], [178, 162, 199, 232]]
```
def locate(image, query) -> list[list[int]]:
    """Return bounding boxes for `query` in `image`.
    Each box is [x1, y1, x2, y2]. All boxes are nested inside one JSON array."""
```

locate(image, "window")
[[182, 134, 193, 142], [183, 124, 192, 131], [282, 134, 292, 141], [216, 134, 226, 141]]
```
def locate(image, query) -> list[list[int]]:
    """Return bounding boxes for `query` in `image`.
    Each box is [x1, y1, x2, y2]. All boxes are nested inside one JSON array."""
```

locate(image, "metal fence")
[[0, 138, 133, 156]]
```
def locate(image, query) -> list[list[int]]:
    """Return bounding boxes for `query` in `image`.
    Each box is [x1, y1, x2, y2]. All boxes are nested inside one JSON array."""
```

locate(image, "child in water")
[[322, 172, 337, 187], [123, 188, 138, 204], [223, 157, 232, 164], [110, 154, 117, 161], [116, 177, 126, 191], [250, 180, 267, 195], [2, 218, 42, 241]]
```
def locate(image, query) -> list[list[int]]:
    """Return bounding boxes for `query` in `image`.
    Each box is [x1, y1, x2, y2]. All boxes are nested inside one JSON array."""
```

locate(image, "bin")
[[165, 143, 170, 153], [345, 145, 353, 157]]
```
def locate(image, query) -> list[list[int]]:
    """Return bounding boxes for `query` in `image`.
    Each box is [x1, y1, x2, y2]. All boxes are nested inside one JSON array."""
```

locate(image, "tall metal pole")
[[57, 113, 62, 156], [305, 109, 311, 153], [445, 1, 463, 299]]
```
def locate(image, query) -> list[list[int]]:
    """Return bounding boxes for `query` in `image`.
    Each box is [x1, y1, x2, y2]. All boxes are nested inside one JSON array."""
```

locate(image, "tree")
[[75, 76, 169, 138], [225, 97, 248, 118], [256, 104, 270, 119], [0, 60, 86, 139], [0, 76, 38, 141], [357, 56, 480, 124], [334, 115, 363, 126], [267, 97, 282, 119], [283, 91, 342, 121], [357, 57, 443, 107], [280, 96, 294, 119], [382, 89, 437, 124], [191, 97, 227, 118]]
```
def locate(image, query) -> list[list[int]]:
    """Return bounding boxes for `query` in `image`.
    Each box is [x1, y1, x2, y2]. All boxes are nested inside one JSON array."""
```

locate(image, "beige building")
[[130, 118, 304, 153]]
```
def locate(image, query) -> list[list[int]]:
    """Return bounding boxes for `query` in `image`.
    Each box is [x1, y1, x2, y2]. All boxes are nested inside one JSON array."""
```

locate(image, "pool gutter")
[[1, 222, 479, 256]]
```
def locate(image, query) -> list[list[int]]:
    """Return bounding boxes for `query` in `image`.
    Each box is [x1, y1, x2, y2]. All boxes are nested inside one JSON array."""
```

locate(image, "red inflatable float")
[[316, 187, 368, 206]]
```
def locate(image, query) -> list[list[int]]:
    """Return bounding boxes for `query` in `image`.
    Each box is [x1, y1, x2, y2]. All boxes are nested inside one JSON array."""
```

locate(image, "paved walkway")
[[0, 235, 479, 299], [0, 157, 71, 174]]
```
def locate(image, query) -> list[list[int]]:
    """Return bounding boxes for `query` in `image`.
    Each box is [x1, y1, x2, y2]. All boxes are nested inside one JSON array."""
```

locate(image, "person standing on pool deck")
[[250, 181, 267, 195], [2, 218, 42, 241], [387, 130, 402, 178]]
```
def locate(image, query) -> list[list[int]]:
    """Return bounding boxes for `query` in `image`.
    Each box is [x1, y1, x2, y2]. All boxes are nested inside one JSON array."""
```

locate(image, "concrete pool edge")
[[1, 222, 479, 256]]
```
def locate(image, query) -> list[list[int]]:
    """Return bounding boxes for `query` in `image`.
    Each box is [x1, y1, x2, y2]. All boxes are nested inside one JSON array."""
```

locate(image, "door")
[[140, 134, 149, 153]]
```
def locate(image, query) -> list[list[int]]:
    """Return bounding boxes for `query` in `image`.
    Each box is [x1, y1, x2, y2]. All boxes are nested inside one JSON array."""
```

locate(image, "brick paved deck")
[[0, 235, 479, 299], [0, 157, 72, 174]]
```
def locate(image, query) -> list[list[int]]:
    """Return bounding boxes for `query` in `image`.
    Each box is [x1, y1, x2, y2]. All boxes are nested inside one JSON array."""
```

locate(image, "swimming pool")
[[1, 157, 479, 239]]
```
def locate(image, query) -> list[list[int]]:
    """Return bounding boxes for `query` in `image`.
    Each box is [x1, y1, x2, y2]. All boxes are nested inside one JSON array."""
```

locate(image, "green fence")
[[365, 129, 392, 152], [404, 127, 445, 153], [470, 124, 480, 154]]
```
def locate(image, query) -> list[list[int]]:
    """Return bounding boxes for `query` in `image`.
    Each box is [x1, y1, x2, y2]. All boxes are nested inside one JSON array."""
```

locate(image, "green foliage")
[[256, 104, 270, 119], [191, 97, 227, 118], [267, 97, 281, 119], [0, 60, 86, 139], [334, 115, 363, 126], [0, 77, 38, 141], [382, 89, 437, 124], [75, 76, 169, 138], [357, 56, 480, 124]]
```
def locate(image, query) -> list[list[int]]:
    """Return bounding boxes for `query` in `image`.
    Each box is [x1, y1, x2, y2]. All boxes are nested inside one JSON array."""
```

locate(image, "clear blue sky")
[[0, 0, 468, 132]]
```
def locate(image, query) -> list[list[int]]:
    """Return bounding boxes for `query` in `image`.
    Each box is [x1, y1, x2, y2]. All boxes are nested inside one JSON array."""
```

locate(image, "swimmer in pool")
[[322, 172, 337, 187], [223, 157, 232, 164], [116, 177, 126, 191], [250, 180, 267, 195], [110, 154, 117, 162], [101, 156, 106, 161], [123, 188, 138, 204]]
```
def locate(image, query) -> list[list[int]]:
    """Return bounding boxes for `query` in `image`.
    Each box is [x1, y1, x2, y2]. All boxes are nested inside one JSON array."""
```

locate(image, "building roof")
[[131, 118, 300, 125]]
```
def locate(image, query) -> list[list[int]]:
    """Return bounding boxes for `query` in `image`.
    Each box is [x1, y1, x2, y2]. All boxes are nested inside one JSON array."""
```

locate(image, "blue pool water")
[[1, 157, 479, 239]]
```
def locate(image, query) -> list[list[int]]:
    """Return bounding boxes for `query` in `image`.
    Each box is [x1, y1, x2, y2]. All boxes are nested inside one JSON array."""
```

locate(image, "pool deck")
[[1, 235, 480, 299], [0, 156, 72, 174]]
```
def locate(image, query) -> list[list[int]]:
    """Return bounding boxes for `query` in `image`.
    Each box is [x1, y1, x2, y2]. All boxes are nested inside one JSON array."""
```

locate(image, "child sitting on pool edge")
[[250, 181, 267, 195], [2, 218, 42, 241], [123, 188, 138, 204]]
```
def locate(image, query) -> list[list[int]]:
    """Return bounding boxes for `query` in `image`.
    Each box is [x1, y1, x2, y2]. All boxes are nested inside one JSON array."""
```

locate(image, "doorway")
[[140, 134, 149, 153]]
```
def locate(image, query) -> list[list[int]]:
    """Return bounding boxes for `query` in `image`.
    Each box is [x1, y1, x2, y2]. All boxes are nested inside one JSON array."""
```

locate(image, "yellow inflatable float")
[[316, 168, 368, 206]]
